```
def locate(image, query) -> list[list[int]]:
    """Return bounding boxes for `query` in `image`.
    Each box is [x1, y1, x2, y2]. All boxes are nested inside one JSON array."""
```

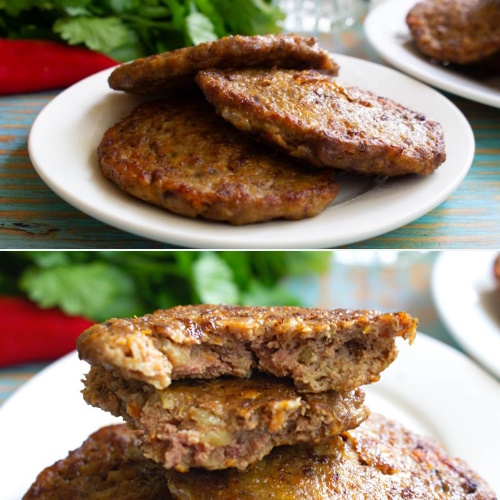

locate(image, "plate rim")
[[364, 0, 500, 108], [28, 55, 474, 249]]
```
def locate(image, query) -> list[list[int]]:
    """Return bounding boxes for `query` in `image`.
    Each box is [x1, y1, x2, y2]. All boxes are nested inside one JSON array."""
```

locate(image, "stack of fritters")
[[24, 305, 496, 498], [99, 34, 447, 225], [77, 306, 418, 471]]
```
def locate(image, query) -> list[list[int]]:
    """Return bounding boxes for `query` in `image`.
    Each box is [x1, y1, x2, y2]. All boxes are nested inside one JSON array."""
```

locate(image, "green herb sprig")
[[0, 0, 285, 61], [0, 251, 330, 321]]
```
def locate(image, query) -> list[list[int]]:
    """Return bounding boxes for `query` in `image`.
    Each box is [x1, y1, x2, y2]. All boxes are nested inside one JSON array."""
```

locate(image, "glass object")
[[275, 0, 365, 35]]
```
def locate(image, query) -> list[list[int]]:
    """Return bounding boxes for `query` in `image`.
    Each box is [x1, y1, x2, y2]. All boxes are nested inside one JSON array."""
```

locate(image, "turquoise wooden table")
[[0, 26, 499, 249], [0, 251, 492, 407]]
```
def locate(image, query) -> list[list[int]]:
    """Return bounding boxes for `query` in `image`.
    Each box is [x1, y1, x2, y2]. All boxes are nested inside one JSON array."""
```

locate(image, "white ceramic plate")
[[28, 56, 474, 249], [365, 0, 500, 108], [1, 333, 499, 498], [432, 251, 500, 379]]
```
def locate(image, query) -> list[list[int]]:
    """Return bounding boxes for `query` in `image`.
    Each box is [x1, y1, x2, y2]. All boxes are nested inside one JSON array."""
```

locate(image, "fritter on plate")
[[83, 368, 369, 471], [25, 417, 496, 499], [406, 0, 500, 65], [77, 305, 418, 393], [23, 425, 172, 500], [98, 96, 339, 225], [167, 413, 496, 499], [196, 68, 447, 177], [108, 34, 339, 94]]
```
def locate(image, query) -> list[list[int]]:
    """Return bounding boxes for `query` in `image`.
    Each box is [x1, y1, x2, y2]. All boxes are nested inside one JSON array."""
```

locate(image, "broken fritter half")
[[77, 305, 418, 394], [82, 369, 369, 471]]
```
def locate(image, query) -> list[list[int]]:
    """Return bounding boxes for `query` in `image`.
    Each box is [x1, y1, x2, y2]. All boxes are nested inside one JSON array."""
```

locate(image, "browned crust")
[[77, 305, 418, 393], [196, 69, 446, 177], [98, 96, 338, 225], [167, 414, 497, 499], [23, 425, 172, 500], [108, 34, 339, 94], [406, 0, 500, 65], [82, 368, 369, 471], [25, 417, 495, 499]]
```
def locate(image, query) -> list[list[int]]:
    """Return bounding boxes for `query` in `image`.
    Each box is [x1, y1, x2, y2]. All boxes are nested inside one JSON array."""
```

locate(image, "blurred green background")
[[0, 251, 329, 321], [2, 250, 496, 405]]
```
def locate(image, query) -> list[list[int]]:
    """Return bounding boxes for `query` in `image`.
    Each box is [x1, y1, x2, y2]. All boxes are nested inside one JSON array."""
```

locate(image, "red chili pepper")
[[0, 39, 117, 95], [0, 296, 94, 366]]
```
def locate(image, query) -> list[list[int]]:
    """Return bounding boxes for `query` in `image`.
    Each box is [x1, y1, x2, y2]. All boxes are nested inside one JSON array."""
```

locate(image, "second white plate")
[[432, 250, 500, 378], [28, 55, 474, 248], [364, 0, 500, 108]]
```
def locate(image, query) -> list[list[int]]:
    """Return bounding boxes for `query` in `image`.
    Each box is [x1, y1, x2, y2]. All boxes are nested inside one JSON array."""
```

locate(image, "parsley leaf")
[[53, 16, 131, 52], [192, 252, 239, 304], [0, 0, 285, 61], [19, 262, 145, 321], [185, 9, 218, 45], [1, 251, 330, 321]]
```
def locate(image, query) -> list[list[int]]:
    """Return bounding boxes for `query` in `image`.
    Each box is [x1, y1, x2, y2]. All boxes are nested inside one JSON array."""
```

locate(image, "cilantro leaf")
[[211, 0, 285, 35], [0, 0, 284, 61], [19, 262, 145, 321], [53, 15, 131, 52], [192, 252, 239, 305], [3, 251, 328, 321], [184, 9, 217, 45]]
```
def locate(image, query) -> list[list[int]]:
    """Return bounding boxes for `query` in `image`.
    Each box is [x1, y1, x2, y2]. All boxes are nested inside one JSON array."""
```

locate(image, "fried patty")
[[407, 0, 500, 65], [26, 418, 495, 499], [77, 305, 417, 394], [83, 367, 369, 472], [98, 96, 339, 225], [23, 425, 172, 500], [196, 68, 447, 177], [167, 413, 496, 499], [108, 34, 339, 94]]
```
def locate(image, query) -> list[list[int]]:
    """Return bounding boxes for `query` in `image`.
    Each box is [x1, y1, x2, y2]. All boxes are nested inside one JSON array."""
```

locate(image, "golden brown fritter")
[[77, 305, 418, 393], [407, 0, 500, 65], [82, 368, 369, 472], [23, 425, 172, 500], [108, 34, 339, 94], [98, 96, 339, 225], [196, 68, 446, 177], [25, 417, 495, 499], [166, 414, 496, 499]]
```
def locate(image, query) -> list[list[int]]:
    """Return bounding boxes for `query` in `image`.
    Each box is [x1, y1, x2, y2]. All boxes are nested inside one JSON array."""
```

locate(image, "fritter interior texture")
[[167, 414, 496, 500], [98, 97, 338, 225], [77, 305, 418, 393], [108, 34, 339, 94], [83, 367, 369, 472], [406, 0, 500, 65], [196, 68, 446, 177], [23, 425, 172, 500]]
